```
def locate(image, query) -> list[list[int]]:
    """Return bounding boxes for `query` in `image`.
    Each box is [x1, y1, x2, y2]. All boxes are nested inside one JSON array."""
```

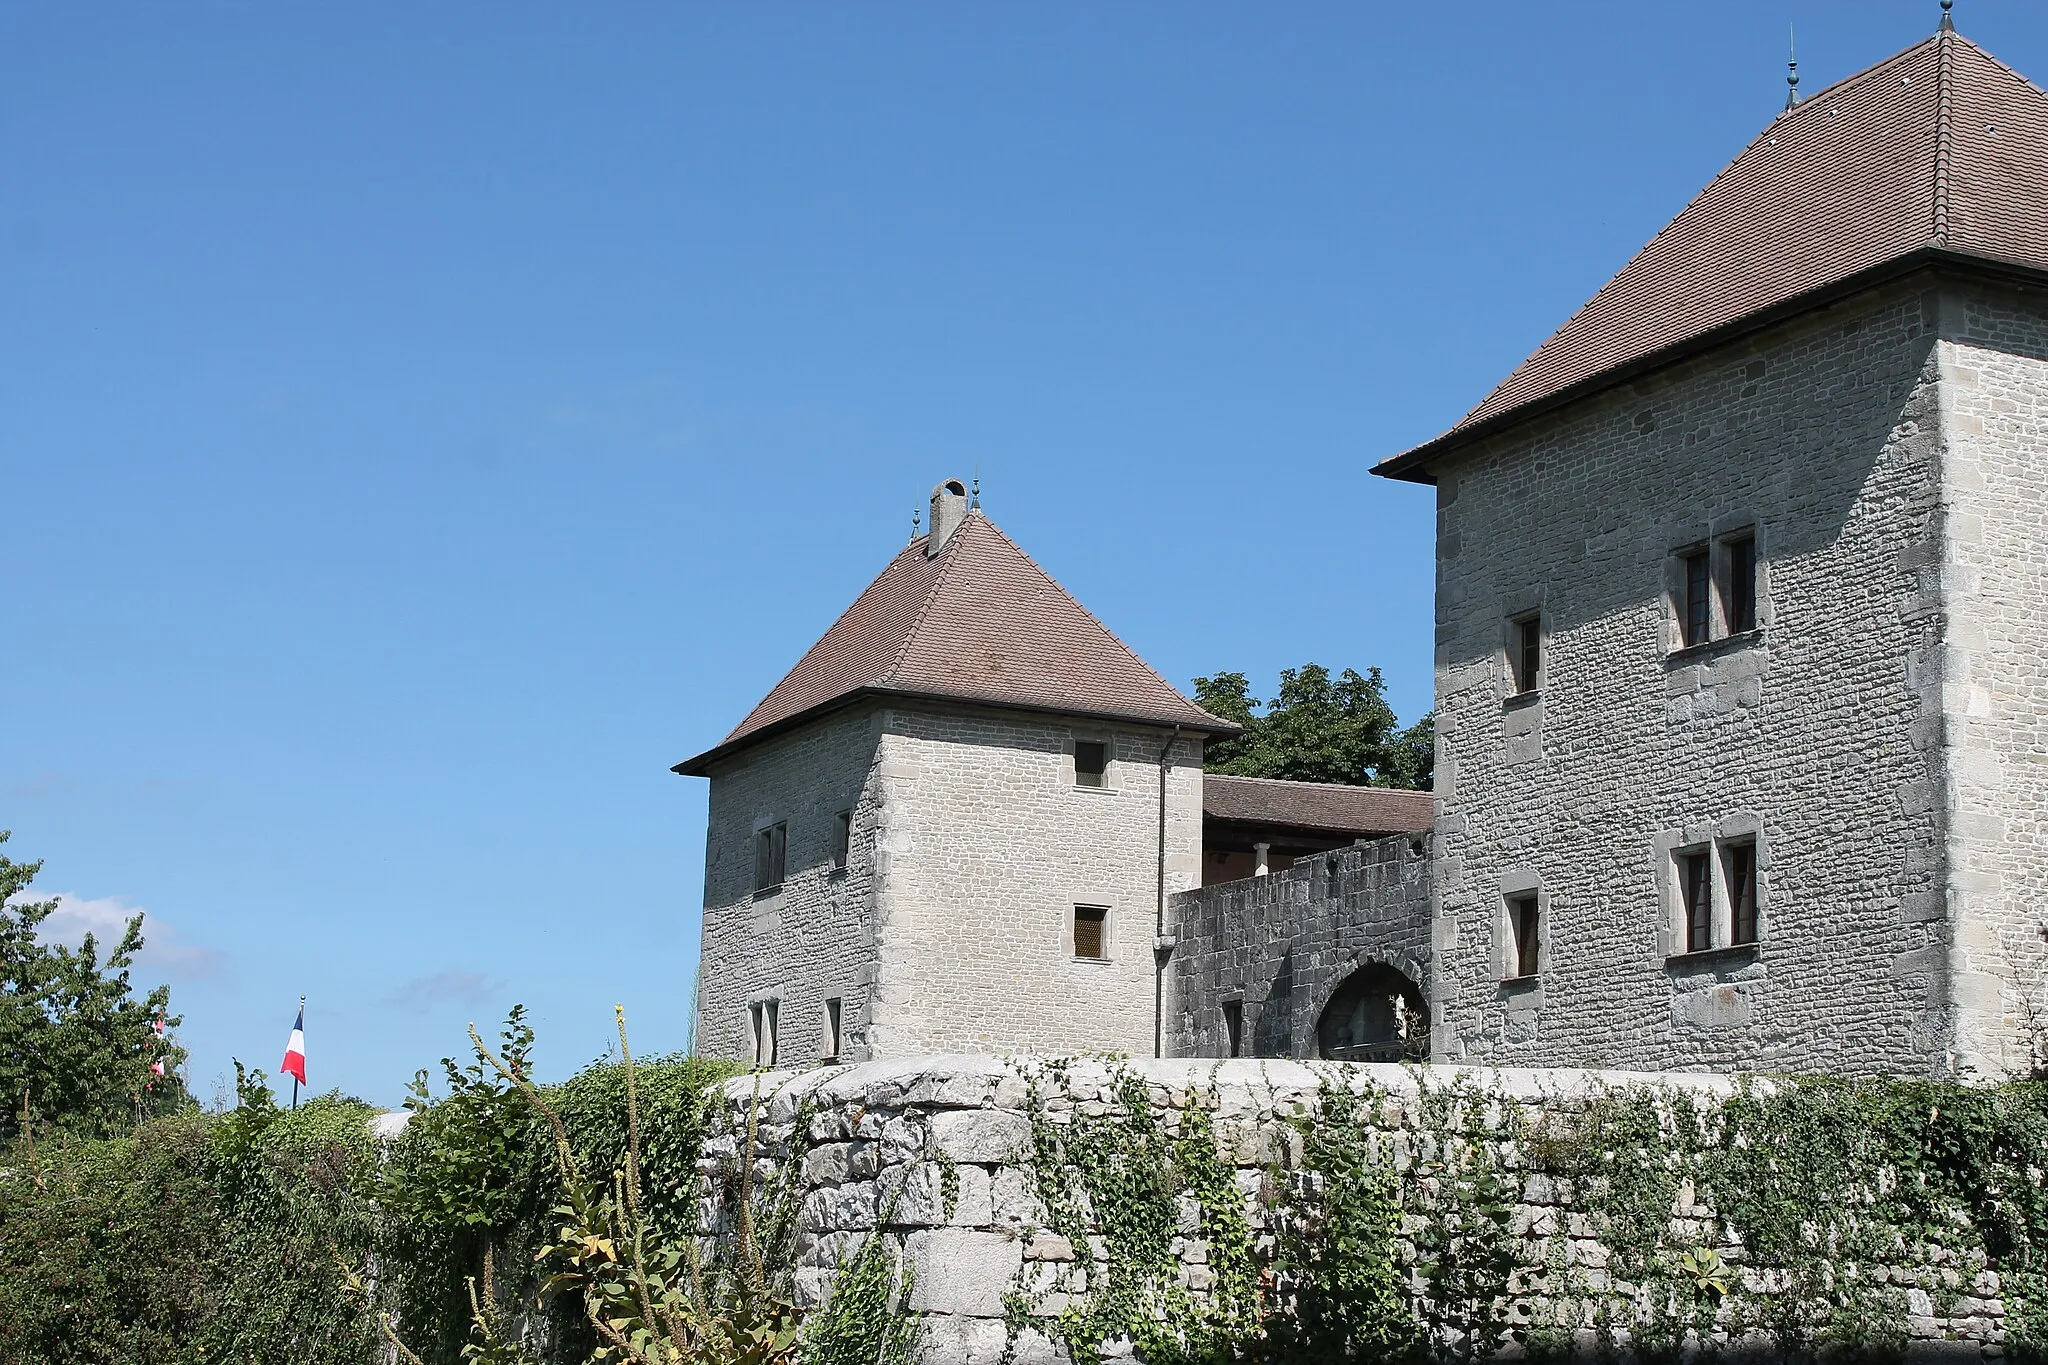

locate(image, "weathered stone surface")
[[905, 1229, 1024, 1317], [705, 1057, 2008, 1361], [929, 1108, 1031, 1163]]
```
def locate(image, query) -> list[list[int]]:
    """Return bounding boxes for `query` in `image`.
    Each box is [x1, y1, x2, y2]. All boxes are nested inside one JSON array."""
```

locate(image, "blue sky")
[[5, 1, 2035, 1107]]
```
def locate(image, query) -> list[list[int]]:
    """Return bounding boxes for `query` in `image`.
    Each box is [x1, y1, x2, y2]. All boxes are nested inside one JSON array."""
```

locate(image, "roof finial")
[[1785, 23, 1801, 110], [1940, 0, 1955, 32], [970, 467, 981, 511], [911, 506, 922, 543]]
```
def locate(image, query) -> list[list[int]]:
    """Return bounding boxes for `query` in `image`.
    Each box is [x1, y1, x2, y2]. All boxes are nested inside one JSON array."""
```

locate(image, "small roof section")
[[1379, 26, 2048, 480], [1202, 773, 1434, 840], [676, 511, 1235, 775]]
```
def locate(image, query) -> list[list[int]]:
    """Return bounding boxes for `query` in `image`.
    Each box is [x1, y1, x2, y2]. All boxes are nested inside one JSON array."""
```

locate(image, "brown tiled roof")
[[1202, 773, 1434, 839], [676, 512, 1235, 773], [1379, 28, 2048, 479]]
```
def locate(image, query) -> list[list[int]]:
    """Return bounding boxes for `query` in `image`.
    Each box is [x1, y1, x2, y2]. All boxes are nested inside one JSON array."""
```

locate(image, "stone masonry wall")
[[1166, 832, 1433, 1059], [696, 706, 887, 1066], [868, 704, 1203, 1059], [698, 1056, 2014, 1363], [1429, 279, 1954, 1074], [1938, 283, 2048, 1078]]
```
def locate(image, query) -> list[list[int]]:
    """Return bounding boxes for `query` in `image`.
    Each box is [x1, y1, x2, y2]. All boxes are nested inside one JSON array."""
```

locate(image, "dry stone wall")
[[698, 1055, 2022, 1363]]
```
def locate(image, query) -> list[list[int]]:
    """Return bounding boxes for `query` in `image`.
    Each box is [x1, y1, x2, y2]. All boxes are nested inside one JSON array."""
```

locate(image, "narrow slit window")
[[1726, 842, 1759, 946], [1509, 615, 1542, 695], [750, 1000, 779, 1068], [1506, 892, 1541, 979], [1222, 1000, 1244, 1058], [832, 810, 852, 870], [1074, 741, 1109, 788], [1681, 549, 1712, 647], [1723, 534, 1758, 634], [824, 997, 843, 1062], [1680, 850, 1713, 953], [1073, 905, 1108, 959], [754, 822, 787, 893]]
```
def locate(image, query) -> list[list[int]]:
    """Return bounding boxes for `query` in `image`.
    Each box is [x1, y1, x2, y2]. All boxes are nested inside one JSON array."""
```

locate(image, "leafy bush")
[[378, 1008, 744, 1363], [0, 1084, 380, 1365]]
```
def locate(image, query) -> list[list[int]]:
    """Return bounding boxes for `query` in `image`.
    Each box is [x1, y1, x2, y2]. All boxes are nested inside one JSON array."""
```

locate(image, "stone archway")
[[1316, 961, 1428, 1063]]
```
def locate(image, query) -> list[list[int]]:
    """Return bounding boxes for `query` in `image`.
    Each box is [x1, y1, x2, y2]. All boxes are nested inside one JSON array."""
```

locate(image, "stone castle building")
[[681, 18, 2048, 1081]]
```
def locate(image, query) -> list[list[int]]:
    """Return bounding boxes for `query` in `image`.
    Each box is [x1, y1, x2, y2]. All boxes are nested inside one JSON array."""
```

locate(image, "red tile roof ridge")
[[1441, 34, 1948, 437], [675, 508, 1233, 775], [1935, 29, 1956, 247], [886, 523, 967, 680], [945, 512, 1236, 734], [1377, 27, 2048, 481]]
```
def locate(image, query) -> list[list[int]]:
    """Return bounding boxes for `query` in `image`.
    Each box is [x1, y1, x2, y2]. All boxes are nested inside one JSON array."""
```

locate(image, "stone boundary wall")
[[696, 1055, 2013, 1364], [1167, 833, 1432, 1060]]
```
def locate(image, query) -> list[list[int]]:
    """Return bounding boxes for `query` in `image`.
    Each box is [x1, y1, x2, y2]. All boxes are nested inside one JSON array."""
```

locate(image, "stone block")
[[992, 1167, 1044, 1228], [906, 1229, 1026, 1317], [930, 1109, 1032, 1164], [802, 1180, 878, 1232]]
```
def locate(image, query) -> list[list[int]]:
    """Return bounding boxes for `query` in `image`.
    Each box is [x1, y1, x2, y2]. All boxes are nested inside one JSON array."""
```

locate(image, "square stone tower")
[[675, 481, 1232, 1067], [1376, 22, 2048, 1080]]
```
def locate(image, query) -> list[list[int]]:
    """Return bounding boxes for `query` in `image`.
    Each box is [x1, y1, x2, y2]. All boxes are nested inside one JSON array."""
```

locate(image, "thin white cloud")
[[27, 891, 227, 980], [386, 969, 504, 1015]]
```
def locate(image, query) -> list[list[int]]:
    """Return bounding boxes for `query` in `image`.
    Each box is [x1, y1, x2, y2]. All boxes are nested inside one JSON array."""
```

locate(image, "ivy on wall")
[[994, 1059, 2048, 1364]]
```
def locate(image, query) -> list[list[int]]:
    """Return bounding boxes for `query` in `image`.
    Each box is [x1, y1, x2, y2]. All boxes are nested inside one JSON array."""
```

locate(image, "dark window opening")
[[1074, 741, 1109, 788], [1222, 1000, 1244, 1058], [1680, 850, 1713, 953], [1681, 549, 1712, 647], [754, 823, 787, 894], [1073, 905, 1107, 959], [1724, 534, 1758, 634], [832, 810, 852, 870], [824, 997, 843, 1062], [1726, 842, 1759, 945], [1507, 892, 1541, 979], [1509, 615, 1542, 695]]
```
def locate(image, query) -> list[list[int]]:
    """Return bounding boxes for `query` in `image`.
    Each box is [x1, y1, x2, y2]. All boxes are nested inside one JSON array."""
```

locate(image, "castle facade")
[[681, 21, 2048, 1081]]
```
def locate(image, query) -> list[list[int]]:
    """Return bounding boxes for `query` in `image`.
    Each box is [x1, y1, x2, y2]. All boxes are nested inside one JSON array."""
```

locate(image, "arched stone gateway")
[[1316, 961, 1427, 1063]]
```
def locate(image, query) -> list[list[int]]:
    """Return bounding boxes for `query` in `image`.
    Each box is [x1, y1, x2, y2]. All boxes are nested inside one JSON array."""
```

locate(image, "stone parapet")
[[697, 1055, 2015, 1363]]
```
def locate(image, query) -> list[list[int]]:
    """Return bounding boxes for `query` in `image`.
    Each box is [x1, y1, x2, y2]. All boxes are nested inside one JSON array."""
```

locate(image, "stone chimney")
[[926, 478, 969, 557]]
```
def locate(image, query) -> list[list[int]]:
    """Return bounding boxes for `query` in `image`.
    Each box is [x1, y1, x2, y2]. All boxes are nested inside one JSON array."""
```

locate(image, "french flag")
[[280, 1002, 307, 1087]]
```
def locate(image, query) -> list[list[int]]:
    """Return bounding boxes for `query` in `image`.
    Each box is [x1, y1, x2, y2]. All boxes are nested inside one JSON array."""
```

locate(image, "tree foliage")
[[0, 830, 188, 1138], [1193, 665, 1433, 789]]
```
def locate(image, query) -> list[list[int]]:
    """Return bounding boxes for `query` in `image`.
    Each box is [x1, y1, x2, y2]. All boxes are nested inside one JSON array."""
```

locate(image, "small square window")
[[1679, 849, 1713, 953], [1679, 549, 1712, 647], [1723, 534, 1758, 634], [832, 810, 852, 870], [1222, 1000, 1244, 1058], [823, 997, 843, 1062], [754, 823, 787, 894], [1725, 841, 1758, 946], [1074, 741, 1109, 788], [1509, 615, 1542, 695], [1506, 892, 1540, 979], [1073, 905, 1108, 959], [750, 999, 779, 1068]]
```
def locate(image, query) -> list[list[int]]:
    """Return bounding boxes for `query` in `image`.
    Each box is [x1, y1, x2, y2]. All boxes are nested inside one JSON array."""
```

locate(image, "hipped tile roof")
[[1379, 27, 2048, 479], [1202, 773, 1435, 840], [676, 512, 1234, 774]]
